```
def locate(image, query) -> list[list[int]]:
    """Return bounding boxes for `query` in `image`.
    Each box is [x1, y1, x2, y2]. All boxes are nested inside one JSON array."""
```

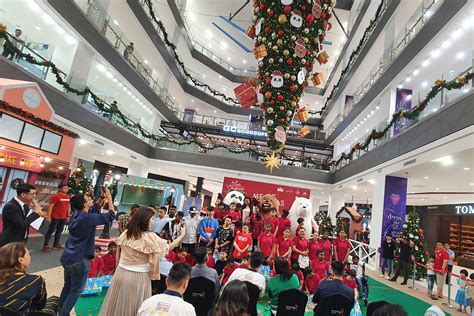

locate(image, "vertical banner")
[[381, 176, 408, 244], [394, 88, 413, 136]]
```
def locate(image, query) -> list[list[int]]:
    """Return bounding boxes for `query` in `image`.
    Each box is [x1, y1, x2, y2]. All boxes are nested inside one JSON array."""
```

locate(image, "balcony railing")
[[327, 0, 443, 137], [331, 65, 472, 170]]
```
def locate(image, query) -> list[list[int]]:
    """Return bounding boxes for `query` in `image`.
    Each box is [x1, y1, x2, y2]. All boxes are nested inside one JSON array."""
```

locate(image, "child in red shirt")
[[251, 212, 263, 251], [311, 249, 330, 280], [342, 269, 358, 299], [270, 208, 279, 236], [308, 232, 322, 261], [233, 224, 252, 260], [291, 228, 309, 264], [206, 248, 215, 268], [276, 210, 291, 239], [99, 242, 117, 275], [258, 223, 275, 261], [239, 255, 250, 269], [276, 228, 293, 259], [291, 262, 304, 290], [173, 248, 188, 263], [88, 246, 103, 278], [220, 258, 239, 285], [303, 267, 321, 294], [229, 203, 242, 223], [295, 218, 305, 236]]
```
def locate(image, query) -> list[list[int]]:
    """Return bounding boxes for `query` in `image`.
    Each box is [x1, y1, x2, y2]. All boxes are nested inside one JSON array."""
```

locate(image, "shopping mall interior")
[[0, 0, 473, 315]]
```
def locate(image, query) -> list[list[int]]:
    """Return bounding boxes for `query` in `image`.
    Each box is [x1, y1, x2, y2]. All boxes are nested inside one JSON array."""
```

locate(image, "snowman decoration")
[[297, 68, 306, 85], [281, 0, 293, 4], [271, 70, 284, 88], [290, 9, 303, 28]]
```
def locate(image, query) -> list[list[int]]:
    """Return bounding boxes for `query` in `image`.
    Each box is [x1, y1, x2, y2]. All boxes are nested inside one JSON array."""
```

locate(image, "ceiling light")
[[376, 106, 380, 110], [365, 129, 369, 132], [451, 30, 462, 40], [105, 71, 113, 79], [58, 166, 64, 170], [464, 167, 470, 170], [35, 26, 41, 30], [106, 150, 113, 155], [431, 49, 441, 58], [227, 57, 231, 62], [424, 176, 429, 179], [243, 59, 247, 64], [196, 108, 199, 111], [144, 60, 149, 64], [191, 99, 194, 103], [202, 74, 206, 78], [469, 183, 474, 186], [413, 69, 419, 76], [351, 185, 357, 190], [456, 52, 465, 59], [422, 81, 428, 88], [219, 75, 223, 79], [424, 9, 432, 18], [433, 155, 454, 166], [421, 60, 430, 68], [463, 88, 470, 93], [435, 188, 439, 191], [214, 110, 216, 113], [127, 91, 132, 95], [96, 63, 106, 72], [113, 20, 119, 25], [405, 77, 411, 82], [441, 40, 450, 49], [79, 139, 88, 145], [39, 163, 44, 168], [397, 84, 403, 89], [44, 157, 52, 162]]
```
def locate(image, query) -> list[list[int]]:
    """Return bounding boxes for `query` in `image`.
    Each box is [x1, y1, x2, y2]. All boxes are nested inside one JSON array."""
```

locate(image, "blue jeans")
[[381, 258, 393, 276], [59, 258, 90, 315], [427, 274, 436, 294], [356, 277, 367, 299]]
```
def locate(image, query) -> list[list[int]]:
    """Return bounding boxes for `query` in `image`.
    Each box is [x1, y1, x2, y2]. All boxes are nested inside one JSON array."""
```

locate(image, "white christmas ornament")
[[409, 233, 414, 238], [403, 224, 408, 229], [281, 0, 293, 4], [271, 70, 284, 88], [290, 10, 303, 28], [297, 68, 306, 84], [415, 246, 418, 251], [415, 236, 419, 240]]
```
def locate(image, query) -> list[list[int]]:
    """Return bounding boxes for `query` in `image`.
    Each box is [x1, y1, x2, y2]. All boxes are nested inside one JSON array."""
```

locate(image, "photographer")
[[162, 211, 184, 241]]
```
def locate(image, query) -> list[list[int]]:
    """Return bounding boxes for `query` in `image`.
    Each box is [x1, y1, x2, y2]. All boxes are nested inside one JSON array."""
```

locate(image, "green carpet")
[[74, 277, 450, 315]]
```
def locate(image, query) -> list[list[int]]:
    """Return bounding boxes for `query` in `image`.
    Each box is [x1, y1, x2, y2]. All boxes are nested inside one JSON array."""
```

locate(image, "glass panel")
[[41, 131, 62, 154], [0, 114, 23, 142], [20, 123, 44, 148]]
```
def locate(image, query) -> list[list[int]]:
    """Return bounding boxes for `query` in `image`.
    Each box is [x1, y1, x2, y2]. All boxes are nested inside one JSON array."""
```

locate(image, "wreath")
[[11, 178, 24, 189]]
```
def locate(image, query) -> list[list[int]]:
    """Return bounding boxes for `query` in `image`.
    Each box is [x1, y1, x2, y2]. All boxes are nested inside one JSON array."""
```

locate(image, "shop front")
[[0, 79, 77, 214], [416, 203, 474, 268]]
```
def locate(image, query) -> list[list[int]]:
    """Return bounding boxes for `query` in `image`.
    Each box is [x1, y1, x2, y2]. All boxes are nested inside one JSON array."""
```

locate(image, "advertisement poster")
[[394, 88, 413, 136], [181, 196, 202, 216], [381, 176, 408, 245], [221, 177, 310, 211]]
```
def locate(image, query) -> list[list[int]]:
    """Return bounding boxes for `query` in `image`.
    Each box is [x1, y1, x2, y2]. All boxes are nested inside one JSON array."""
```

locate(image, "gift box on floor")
[[234, 80, 258, 110], [99, 275, 113, 288], [311, 72, 325, 86], [316, 51, 329, 65], [258, 265, 271, 282], [253, 44, 268, 59], [82, 277, 103, 296], [295, 108, 309, 122]]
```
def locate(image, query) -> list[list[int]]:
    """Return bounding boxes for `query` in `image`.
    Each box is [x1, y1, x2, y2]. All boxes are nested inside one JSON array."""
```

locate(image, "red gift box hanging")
[[311, 72, 325, 86], [233, 79, 258, 110], [316, 51, 329, 65], [295, 107, 309, 123]]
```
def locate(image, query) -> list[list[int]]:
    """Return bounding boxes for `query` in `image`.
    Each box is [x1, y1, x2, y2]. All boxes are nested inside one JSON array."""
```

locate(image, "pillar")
[[67, 42, 95, 104], [127, 161, 148, 178], [327, 191, 346, 221], [369, 173, 386, 249]]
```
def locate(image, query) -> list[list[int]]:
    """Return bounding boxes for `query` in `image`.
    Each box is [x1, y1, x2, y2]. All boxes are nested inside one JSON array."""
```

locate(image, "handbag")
[[298, 255, 310, 269]]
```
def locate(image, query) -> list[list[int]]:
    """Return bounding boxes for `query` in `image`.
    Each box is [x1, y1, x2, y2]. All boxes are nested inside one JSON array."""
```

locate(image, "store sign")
[[455, 205, 474, 215], [222, 125, 267, 137], [0, 148, 42, 172]]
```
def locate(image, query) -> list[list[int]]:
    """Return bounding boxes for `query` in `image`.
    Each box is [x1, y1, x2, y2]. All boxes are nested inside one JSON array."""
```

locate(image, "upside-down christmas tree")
[[67, 164, 91, 195], [250, 0, 335, 151], [399, 208, 428, 279]]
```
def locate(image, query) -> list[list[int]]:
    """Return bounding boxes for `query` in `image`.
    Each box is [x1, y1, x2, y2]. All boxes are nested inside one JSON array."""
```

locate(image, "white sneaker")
[[379, 274, 385, 277], [385, 276, 392, 280]]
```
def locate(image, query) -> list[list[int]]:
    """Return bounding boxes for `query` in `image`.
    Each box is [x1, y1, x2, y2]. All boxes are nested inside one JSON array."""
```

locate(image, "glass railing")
[[331, 65, 472, 170], [328, 0, 443, 137], [171, 0, 256, 77], [72, 0, 182, 115], [325, 114, 344, 136]]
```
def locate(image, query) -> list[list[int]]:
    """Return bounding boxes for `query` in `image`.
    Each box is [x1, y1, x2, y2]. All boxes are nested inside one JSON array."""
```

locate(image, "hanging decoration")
[[263, 152, 281, 173], [331, 72, 473, 167], [0, 100, 80, 138], [252, 0, 335, 151]]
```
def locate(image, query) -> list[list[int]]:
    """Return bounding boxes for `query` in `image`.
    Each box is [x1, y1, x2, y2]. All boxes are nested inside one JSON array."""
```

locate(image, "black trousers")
[[446, 264, 453, 285], [182, 242, 196, 254], [392, 261, 410, 282], [44, 219, 67, 247]]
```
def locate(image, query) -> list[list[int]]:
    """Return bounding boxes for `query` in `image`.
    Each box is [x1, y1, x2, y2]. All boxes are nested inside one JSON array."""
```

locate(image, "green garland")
[[332, 72, 473, 167], [318, 0, 386, 116], [0, 29, 330, 167], [253, 0, 334, 150], [0, 100, 80, 138]]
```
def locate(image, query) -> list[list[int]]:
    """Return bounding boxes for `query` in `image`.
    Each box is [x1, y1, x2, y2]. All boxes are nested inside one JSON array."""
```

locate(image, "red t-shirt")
[[308, 239, 322, 261], [262, 217, 277, 235], [214, 208, 225, 222], [434, 249, 449, 271], [206, 255, 215, 268], [311, 259, 330, 280], [276, 217, 291, 238], [50, 193, 70, 219], [222, 264, 238, 284], [230, 210, 242, 222], [258, 232, 275, 257], [291, 237, 309, 260], [251, 219, 263, 239], [295, 270, 304, 285], [334, 237, 350, 261], [319, 239, 332, 261], [305, 274, 321, 294], [185, 253, 196, 266], [99, 253, 116, 275], [343, 277, 357, 290], [233, 232, 252, 259], [88, 257, 102, 278], [277, 237, 293, 258]]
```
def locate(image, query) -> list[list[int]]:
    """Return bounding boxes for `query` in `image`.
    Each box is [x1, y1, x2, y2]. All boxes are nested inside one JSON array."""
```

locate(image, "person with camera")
[[0, 183, 46, 246], [162, 211, 185, 241]]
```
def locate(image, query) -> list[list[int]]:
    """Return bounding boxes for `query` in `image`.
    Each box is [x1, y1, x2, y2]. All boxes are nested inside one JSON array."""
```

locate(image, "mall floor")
[[27, 229, 465, 316]]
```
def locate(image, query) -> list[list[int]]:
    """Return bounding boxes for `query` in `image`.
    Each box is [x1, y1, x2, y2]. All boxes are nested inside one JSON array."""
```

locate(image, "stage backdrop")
[[222, 177, 310, 211], [381, 176, 408, 244]]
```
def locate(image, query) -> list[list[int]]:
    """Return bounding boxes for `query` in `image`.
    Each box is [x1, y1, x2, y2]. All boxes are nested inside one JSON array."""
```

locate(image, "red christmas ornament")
[[287, 59, 293, 65], [265, 26, 271, 33], [279, 118, 285, 123], [265, 79, 271, 85], [355, 143, 361, 149], [301, 5, 306, 10], [292, 96, 297, 100], [418, 229, 424, 235], [259, 87, 263, 93], [328, 13, 332, 19], [283, 6, 291, 14], [328, 22, 333, 30], [260, 103, 264, 109], [320, 12, 326, 19], [270, 100, 275, 105], [278, 30, 284, 37], [277, 95, 284, 101], [419, 242, 423, 246], [289, 85, 296, 92], [306, 14, 314, 23], [268, 10, 274, 17], [259, 4, 265, 10], [258, 74, 263, 80]]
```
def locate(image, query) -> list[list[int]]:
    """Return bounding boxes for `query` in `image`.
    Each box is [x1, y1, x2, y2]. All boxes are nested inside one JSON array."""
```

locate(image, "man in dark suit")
[[0, 183, 46, 246]]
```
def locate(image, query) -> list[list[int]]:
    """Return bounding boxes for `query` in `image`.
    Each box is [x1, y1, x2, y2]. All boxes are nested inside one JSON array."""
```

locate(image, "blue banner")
[[381, 176, 407, 244]]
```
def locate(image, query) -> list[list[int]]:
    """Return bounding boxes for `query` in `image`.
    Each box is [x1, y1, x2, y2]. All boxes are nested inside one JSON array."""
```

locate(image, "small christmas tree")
[[67, 164, 91, 195], [318, 214, 334, 236], [399, 208, 428, 279]]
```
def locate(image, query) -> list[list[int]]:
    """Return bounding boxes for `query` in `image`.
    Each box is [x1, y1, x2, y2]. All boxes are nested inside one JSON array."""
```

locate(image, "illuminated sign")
[[0, 148, 43, 172], [455, 205, 474, 215], [222, 126, 267, 137]]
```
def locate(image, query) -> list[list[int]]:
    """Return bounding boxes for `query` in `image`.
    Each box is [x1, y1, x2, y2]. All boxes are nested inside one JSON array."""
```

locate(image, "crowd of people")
[[0, 184, 472, 315]]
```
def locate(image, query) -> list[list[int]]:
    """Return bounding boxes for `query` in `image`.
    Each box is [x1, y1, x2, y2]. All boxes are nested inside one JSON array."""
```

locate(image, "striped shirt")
[[0, 273, 46, 312]]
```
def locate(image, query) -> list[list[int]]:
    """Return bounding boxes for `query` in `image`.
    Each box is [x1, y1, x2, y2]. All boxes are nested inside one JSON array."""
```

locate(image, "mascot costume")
[[257, 194, 280, 221], [223, 190, 245, 206], [289, 197, 318, 238]]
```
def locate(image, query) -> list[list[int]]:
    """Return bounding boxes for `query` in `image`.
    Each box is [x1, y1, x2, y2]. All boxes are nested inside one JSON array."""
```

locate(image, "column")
[[127, 161, 149, 178], [309, 189, 322, 216], [369, 173, 386, 249], [67, 42, 95, 104], [327, 191, 346, 221]]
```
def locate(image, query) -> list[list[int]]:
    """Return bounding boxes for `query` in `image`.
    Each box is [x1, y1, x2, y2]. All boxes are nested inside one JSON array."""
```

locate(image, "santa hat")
[[291, 9, 302, 17], [295, 39, 305, 45], [272, 70, 283, 77]]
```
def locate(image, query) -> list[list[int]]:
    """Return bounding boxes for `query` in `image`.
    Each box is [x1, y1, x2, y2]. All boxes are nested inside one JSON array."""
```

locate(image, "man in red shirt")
[[43, 184, 71, 252], [434, 242, 449, 298]]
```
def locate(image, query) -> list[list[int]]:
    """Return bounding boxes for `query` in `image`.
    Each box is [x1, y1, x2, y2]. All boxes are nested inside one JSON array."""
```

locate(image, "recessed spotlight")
[[35, 26, 41, 30], [424, 176, 429, 179], [435, 188, 439, 191], [424, 9, 432, 18], [376, 106, 380, 110], [431, 49, 441, 58], [79, 139, 88, 145], [422, 81, 428, 88], [441, 40, 450, 49], [227, 57, 231, 62], [191, 99, 194, 103], [243, 59, 247, 64], [456, 52, 465, 59], [219, 75, 223, 79], [202, 74, 206, 78], [144, 60, 149, 64], [451, 30, 462, 40], [196, 108, 199, 111], [464, 167, 470, 170], [106, 150, 113, 155], [413, 69, 419, 76], [421, 60, 430, 68], [463, 88, 470, 93], [214, 110, 216, 113], [398, 84, 403, 89], [113, 20, 119, 25], [469, 183, 474, 186], [405, 77, 411, 82]]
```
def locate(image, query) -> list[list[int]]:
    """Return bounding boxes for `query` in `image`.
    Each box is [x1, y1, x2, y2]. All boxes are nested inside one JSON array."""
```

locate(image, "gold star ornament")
[[264, 152, 281, 173]]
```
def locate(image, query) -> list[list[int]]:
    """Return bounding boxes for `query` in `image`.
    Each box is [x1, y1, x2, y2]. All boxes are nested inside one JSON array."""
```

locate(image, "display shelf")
[[450, 223, 474, 264]]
